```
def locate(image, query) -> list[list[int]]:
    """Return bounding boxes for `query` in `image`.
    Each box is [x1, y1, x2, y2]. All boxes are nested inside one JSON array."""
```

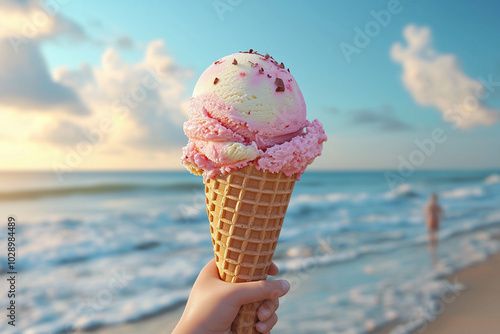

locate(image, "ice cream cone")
[[204, 164, 296, 333]]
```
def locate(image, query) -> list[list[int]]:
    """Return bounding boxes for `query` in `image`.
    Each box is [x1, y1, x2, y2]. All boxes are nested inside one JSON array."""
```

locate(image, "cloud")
[[49, 39, 193, 151], [115, 35, 134, 49], [391, 25, 499, 129], [350, 106, 412, 131], [0, 2, 193, 169], [0, 39, 89, 114], [41, 120, 87, 145], [0, 0, 86, 42], [0, 0, 89, 115]]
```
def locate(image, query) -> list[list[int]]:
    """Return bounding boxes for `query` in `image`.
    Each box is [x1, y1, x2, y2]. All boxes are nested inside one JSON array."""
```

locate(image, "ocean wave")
[[275, 229, 500, 334], [425, 175, 485, 184], [384, 184, 419, 199], [292, 192, 367, 205], [5, 170, 500, 334], [0, 182, 202, 201], [276, 217, 500, 277], [28, 288, 192, 334], [485, 173, 500, 184], [440, 186, 485, 199]]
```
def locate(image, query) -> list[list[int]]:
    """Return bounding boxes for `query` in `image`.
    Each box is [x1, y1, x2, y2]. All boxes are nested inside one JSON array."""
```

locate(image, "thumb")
[[230, 279, 290, 305]]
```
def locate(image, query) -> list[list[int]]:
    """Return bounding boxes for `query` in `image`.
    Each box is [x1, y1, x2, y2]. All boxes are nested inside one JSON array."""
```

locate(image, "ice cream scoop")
[[182, 50, 327, 179], [181, 50, 327, 333]]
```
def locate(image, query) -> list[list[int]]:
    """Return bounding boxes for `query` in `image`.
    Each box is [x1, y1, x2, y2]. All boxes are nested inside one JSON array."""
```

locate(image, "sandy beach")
[[86, 244, 500, 334], [414, 251, 500, 334], [3, 1, 500, 333], [373, 237, 500, 334]]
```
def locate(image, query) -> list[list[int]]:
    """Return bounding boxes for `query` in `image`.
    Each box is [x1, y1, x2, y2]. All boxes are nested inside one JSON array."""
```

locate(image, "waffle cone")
[[204, 164, 296, 333]]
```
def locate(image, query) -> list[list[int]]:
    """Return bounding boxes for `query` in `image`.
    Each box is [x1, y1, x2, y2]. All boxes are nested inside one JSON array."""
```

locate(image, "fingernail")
[[281, 280, 290, 291], [260, 308, 269, 318], [257, 322, 267, 332]]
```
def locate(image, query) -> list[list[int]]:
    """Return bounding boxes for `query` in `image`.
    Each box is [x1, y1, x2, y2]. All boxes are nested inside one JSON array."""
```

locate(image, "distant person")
[[425, 193, 444, 265]]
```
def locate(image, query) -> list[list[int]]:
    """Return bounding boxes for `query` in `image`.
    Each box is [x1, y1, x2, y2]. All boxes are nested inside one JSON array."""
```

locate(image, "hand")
[[172, 259, 290, 334]]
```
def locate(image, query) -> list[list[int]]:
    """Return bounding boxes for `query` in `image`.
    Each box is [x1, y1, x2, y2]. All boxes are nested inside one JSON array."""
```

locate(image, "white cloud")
[[0, 39, 88, 114], [0, 1, 193, 169], [0, 0, 85, 42], [0, 0, 88, 114], [391, 24, 499, 129], [53, 39, 193, 152]]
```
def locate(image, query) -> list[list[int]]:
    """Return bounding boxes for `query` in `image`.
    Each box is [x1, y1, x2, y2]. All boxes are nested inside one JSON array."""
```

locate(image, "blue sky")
[[2, 0, 500, 170]]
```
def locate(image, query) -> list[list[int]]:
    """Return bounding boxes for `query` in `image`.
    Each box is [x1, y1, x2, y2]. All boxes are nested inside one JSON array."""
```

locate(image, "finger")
[[230, 279, 290, 305], [197, 259, 220, 280], [256, 313, 278, 333], [267, 262, 279, 276], [257, 299, 279, 321]]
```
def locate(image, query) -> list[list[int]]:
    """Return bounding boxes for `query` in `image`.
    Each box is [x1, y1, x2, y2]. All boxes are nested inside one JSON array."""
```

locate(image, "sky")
[[1, 0, 500, 172]]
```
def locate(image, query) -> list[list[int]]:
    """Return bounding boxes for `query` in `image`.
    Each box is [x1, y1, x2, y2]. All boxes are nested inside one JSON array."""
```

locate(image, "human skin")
[[172, 260, 290, 334]]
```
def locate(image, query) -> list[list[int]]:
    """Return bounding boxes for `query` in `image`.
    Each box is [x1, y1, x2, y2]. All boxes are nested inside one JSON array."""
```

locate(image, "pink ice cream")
[[181, 50, 327, 179]]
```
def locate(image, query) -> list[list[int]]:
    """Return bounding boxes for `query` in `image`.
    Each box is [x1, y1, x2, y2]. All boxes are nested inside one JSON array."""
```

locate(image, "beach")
[[2, 170, 500, 333], [86, 243, 500, 334], [416, 248, 500, 333], [373, 241, 500, 334], [86, 245, 500, 334], [2, 1, 500, 333]]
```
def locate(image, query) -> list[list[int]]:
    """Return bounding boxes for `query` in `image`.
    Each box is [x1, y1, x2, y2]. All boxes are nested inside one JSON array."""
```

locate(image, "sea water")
[[0, 170, 499, 334]]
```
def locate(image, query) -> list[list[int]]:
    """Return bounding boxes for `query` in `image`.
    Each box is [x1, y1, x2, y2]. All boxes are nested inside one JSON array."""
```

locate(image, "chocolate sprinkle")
[[259, 67, 264, 74], [287, 68, 290, 72], [267, 74, 272, 78], [275, 78, 285, 92], [249, 61, 258, 68], [214, 77, 219, 85], [232, 58, 238, 65], [237, 50, 292, 73]]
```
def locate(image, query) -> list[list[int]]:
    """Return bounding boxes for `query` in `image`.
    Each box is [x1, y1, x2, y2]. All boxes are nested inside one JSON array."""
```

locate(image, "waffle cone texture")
[[204, 164, 296, 333]]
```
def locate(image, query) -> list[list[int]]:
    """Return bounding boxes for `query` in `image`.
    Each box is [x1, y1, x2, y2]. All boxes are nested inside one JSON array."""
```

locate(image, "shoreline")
[[84, 234, 500, 334], [372, 234, 500, 334], [409, 251, 500, 334]]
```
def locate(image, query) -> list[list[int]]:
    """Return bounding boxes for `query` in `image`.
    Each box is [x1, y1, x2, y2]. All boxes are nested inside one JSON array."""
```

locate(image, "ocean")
[[1, 169, 500, 334]]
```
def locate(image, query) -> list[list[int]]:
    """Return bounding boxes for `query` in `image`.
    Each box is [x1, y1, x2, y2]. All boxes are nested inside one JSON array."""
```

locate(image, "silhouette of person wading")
[[425, 193, 444, 266]]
